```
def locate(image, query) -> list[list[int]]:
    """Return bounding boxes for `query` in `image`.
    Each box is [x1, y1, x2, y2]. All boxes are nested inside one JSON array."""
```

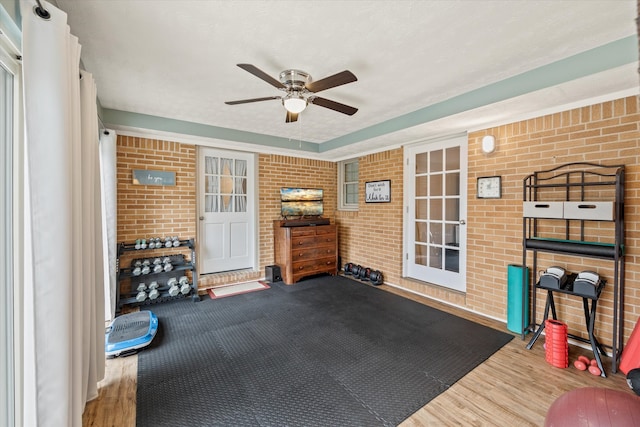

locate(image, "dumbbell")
[[141, 264, 151, 275], [163, 262, 173, 272], [140, 239, 147, 249], [132, 266, 142, 276], [153, 263, 163, 273], [168, 278, 180, 296], [148, 288, 160, 300], [148, 281, 159, 290], [352, 265, 363, 277], [344, 262, 354, 275], [359, 267, 371, 281], [164, 236, 173, 248], [135, 239, 142, 250], [369, 270, 384, 286], [148, 238, 156, 249], [135, 290, 147, 302], [136, 283, 147, 292], [172, 236, 180, 247], [179, 276, 190, 294]]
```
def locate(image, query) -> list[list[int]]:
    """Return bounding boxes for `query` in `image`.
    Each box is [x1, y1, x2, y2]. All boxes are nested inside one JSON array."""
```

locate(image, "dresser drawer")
[[292, 246, 337, 261], [292, 257, 337, 279], [291, 227, 317, 237], [291, 234, 337, 249]]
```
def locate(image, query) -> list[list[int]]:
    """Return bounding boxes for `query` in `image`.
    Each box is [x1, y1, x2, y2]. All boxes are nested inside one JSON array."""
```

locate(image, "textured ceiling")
[[55, 0, 638, 158]]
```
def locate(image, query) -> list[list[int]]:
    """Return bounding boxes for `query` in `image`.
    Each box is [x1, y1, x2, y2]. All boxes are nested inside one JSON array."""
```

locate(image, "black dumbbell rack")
[[116, 238, 200, 313]]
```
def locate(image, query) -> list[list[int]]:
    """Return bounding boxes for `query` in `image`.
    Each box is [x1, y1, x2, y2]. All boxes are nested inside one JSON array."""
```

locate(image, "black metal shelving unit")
[[116, 238, 200, 313], [521, 162, 625, 376]]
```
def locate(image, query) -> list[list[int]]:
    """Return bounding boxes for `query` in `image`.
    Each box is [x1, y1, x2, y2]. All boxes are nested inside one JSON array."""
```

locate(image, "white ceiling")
[[55, 0, 639, 159]]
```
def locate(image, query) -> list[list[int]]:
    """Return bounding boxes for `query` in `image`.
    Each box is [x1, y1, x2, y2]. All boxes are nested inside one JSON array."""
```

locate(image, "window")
[[338, 159, 359, 210]]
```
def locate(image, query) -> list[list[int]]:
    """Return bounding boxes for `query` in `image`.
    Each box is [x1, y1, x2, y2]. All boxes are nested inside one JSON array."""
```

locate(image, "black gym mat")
[[136, 275, 513, 427]]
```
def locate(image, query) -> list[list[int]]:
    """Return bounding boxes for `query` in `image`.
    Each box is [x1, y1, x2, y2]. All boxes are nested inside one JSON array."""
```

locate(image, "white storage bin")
[[564, 201, 615, 221], [523, 201, 564, 218]]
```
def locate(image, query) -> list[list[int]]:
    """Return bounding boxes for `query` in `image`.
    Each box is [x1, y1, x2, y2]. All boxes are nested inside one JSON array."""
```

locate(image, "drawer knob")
[[298, 241, 303, 245]]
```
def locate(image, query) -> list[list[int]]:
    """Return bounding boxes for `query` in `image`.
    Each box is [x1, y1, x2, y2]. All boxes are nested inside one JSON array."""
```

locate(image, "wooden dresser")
[[273, 220, 338, 284]]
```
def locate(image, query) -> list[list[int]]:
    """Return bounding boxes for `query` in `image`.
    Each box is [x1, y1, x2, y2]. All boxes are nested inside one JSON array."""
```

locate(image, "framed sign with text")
[[132, 169, 176, 186], [365, 180, 391, 203]]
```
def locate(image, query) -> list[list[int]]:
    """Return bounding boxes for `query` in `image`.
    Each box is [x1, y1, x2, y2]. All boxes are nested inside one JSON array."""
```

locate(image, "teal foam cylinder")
[[507, 264, 529, 334]]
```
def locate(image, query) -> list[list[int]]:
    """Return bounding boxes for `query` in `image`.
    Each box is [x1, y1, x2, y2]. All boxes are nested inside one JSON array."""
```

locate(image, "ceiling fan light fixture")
[[282, 94, 307, 114]]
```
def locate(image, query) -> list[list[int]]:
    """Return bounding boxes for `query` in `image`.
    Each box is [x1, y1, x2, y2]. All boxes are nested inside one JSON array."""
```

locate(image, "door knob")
[[199, 216, 204, 221]]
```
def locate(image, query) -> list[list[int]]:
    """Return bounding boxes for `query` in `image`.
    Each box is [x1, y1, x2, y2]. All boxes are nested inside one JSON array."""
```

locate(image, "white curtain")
[[99, 130, 117, 321], [21, 1, 106, 425]]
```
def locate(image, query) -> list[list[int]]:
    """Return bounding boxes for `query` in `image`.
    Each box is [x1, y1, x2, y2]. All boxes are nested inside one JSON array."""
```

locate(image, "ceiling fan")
[[225, 64, 358, 123]]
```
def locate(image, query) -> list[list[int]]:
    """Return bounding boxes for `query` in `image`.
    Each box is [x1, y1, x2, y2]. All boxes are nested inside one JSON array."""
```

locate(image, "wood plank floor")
[[83, 284, 631, 426]]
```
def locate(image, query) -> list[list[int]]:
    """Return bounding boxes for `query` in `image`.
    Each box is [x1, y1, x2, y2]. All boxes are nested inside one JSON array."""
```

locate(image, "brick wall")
[[335, 149, 404, 284], [467, 96, 640, 346], [257, 154, 337, 270], [116, 136, 196, 242]]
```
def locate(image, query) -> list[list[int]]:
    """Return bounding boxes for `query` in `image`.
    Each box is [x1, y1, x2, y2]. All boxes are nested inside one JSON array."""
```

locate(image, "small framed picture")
[[477, 176, 501, 199], [365, 180, 391, 203]]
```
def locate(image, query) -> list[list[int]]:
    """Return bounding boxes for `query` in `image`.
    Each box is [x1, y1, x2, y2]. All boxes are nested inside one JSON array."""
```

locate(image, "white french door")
[[198, 148, 256, 274], [404, 135, 468, 292]]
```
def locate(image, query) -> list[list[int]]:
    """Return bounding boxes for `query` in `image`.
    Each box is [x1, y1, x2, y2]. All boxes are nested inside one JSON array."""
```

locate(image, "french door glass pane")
[[415, 222, 427, 243], [429, 246, 442, 268], [430, 199, 442, 221], [221, 194, 233, 212], [221, 158, 233, 175], [445, 199, 460, 221], [205, 156, 218, 174], [445, 248, 460, 272], [446, 146, 460, 170], [415, 176, 427, 197], [235, 177, 246, 195], [445, 223, 459, 246], [415, 244, 427, 265], [235, 159, 247, 177], [205, 195, 218, 212], [430, 149, 443, 172], [220, 176, 233, 194], [415, 153, 428, 174], [415, 199, 428, 219], [430, 174, 443, 196], [205, 176, 218, 194], [429, 222, 443, 244], [235, 196, 247, 212], [445, 172, 460, 196]]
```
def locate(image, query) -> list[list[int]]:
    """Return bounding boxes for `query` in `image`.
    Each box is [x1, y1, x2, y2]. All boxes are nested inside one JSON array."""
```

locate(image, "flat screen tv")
[[280, 188, 323, 218]]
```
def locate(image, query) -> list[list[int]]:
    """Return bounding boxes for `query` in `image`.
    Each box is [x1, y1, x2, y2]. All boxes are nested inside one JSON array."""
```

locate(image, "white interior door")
[[198, 148, 256, 274], [404, 135, 467, 292]]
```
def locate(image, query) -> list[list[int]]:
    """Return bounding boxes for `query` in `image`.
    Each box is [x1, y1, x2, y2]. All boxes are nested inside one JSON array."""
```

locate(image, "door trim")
[[196, 146, 259, 274], [402, 133, 468, 291]]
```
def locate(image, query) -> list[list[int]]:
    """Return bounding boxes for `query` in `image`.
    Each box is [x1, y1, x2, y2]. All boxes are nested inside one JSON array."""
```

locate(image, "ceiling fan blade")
[[310, 96, 358, 116], [305, 70, 357, 93], [285, 111, 298, 123], [237, 64, 286, 89], [225, 96, 281, 105]]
